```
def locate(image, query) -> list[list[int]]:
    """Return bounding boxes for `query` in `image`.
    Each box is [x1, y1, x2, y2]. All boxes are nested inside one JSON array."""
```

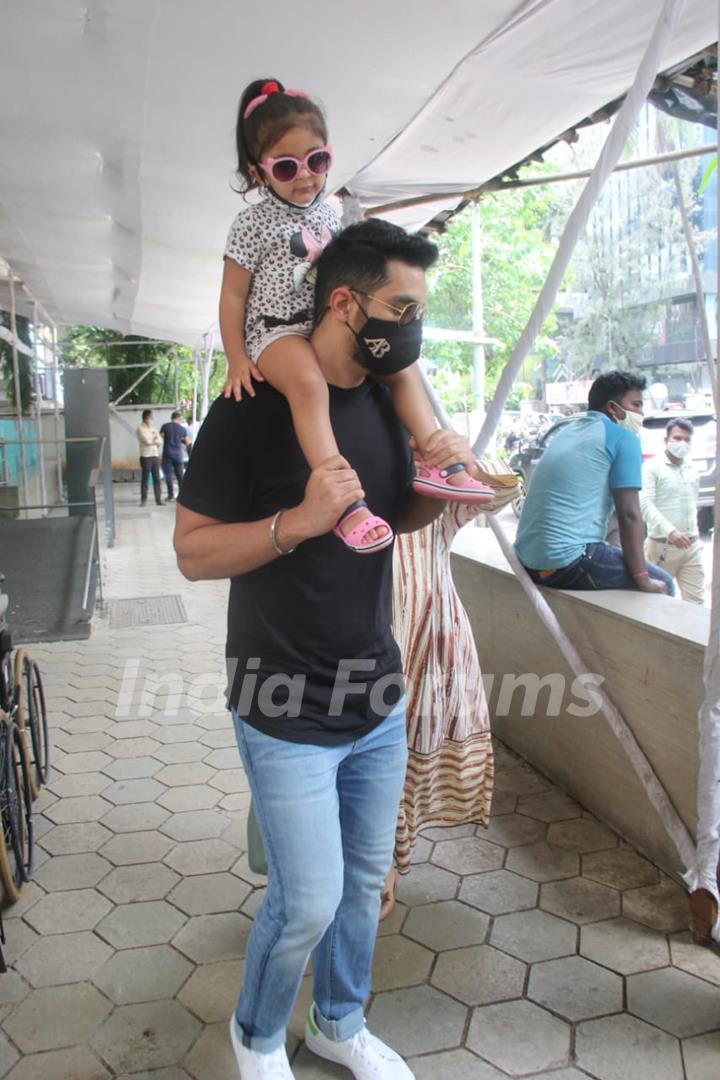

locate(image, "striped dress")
[[392, 504, 494, 873]]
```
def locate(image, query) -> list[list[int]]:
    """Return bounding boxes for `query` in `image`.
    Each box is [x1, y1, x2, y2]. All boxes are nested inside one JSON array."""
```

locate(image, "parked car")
[[509, 409, 716, 532]]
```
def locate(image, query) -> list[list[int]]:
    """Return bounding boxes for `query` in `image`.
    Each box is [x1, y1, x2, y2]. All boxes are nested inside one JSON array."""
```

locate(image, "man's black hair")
[[171, 410, 181, 420], [666, 417, 694, 437], [314, 219, 438, 323], [142, 408, 153, 422], [587, 370, 647, 412]]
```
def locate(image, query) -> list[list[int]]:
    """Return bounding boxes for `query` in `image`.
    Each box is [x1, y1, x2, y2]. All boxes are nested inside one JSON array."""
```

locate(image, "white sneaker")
[[304, 1005, 415, 1078], [229, 1017, 295, 1079]]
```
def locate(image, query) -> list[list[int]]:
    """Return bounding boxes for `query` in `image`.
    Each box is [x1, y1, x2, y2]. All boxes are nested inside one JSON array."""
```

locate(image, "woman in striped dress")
[[382, 499, 495, 913]]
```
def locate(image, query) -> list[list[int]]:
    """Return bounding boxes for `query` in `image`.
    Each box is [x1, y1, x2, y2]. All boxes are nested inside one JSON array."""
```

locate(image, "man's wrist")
[[272, 506, 311, 552]]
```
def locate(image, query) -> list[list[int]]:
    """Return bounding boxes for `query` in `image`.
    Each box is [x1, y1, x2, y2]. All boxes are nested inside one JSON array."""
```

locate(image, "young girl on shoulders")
[[219, 78, 492, 553]]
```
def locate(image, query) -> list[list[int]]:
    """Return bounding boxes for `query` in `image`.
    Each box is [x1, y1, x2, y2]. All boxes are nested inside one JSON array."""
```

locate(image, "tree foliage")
[[59, 326, 226, 405], [424, 179, 562, 413], [0, 312, 33, 413]]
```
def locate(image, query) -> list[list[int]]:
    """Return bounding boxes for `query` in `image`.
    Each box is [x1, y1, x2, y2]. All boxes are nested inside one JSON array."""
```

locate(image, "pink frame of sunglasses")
[[259, 145, 333, 184]]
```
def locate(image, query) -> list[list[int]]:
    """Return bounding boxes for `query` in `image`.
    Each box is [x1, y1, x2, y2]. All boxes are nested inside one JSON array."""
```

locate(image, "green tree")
[[59, 327, 217, 405], [0, 311, 33, 412], [424, 179, 562, 414]]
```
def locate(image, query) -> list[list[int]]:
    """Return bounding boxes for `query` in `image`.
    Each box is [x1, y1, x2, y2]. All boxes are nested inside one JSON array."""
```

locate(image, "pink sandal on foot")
[[413, 460, 494, 504], [333, 500, 394, 554]]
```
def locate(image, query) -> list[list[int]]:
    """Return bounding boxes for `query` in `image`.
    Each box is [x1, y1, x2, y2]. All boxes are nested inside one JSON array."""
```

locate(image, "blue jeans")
[[230, 700, 408, 1053], [526, 542, 675, 595]]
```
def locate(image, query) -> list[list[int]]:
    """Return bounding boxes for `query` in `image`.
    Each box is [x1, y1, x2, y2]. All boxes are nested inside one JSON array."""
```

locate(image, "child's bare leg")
[[382, 364, 471, 485], [257, 337, 389, 542]]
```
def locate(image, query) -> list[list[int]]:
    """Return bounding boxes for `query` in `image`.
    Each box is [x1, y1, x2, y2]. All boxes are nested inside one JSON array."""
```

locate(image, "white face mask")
[[667, 439, 690, 460], [610, 401, 643, 436]]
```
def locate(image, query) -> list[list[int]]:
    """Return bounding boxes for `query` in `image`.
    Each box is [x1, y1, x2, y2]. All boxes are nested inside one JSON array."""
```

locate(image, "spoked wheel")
[[14, 650, 49, 797], [0, 711, 34, 904]]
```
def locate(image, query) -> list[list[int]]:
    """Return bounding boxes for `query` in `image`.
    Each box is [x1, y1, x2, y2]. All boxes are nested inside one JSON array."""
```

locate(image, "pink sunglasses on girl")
[[260, 146, 333, 184]]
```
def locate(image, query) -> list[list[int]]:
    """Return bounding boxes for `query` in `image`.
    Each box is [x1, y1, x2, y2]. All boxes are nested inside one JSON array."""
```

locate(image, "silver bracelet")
[[270, 510, 296, 556]]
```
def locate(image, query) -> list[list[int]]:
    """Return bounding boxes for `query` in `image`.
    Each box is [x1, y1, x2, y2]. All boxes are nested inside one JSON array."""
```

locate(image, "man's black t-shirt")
[[179, 379, 413, 746]]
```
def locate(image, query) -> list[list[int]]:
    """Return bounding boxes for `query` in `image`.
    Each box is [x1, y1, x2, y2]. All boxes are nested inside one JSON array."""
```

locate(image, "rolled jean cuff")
[[233, 1012, 286, 1054], [313, 1002, 365, 1043]]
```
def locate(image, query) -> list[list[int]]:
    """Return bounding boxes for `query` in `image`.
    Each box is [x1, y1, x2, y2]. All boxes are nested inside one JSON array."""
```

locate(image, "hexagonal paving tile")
[[15, 931, 113, 987], [206, 768, 248, 797], [682, 1031, 720, 1080], [395, 863, 458, 906], [100, 801, 171, 833], [582, 846, 659, 890], [1, 921, 38, 967], [546, 818, 618, 853], [366, 986, 467, 1058], [158, 785, 222, 812], [33, 852, 112, 892], [372, 934, 433, 991], [178, 959, 244, 1023], [407, 1048, 507, 1079], [96, 900, 187, 949], [54, 751, 113, 774], [102, 778, 167, 805], [627, 967, 720, 1038], [492, 766, 550, 797], [488, 790, 517, 817], [150, 738, 208, 764], [528, 954, 622, 1021], [432, 944, 525, 1006], [540, 876, 620, 925], [39, 822, 112, 856], [93, 944, 193, 1004], [173, 912, 252, 964], [431, 836, 504, 875], [47, 771, 112, 798], [44, 795, 112, 825], [24, 888, 112, 934], [168, 872, 252, 916], [622, 877, 690, 933], [102, 756, 161, 780], [580, 916, 670, 975], [5, 1047, 112, 1080], [154, 762, 215, 788], [505, 841, 579, 883], [490, 909, 577, 963], [479, 813, 546, 849], [410, 835, 433, 864], [160, 810, 229, 842], [421, 824, 476, 841], [4, 983, 113, 1053], [403, 900, 489, 952], [576, 1014, 683, 1080], [459, 870, 538, 916], [670, 931, 720, 987], [466, 999, 570, 1075], [106, 737, 161, 759], [517, 790, 582, 823], [164, 839, 238, 876], [183, 1021, 239, 1080], [97, 862, 180, 903], [100, 830, 175, 866], [91, 1000, 201, 1074]]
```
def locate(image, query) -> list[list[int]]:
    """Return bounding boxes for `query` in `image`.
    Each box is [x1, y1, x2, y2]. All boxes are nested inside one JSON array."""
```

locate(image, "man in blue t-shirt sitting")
[[515, 371, 674, 595], [159, 410, 189, 502]]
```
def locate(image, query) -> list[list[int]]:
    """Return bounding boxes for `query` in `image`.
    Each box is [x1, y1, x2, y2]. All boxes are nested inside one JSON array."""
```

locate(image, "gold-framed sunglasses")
[[352, 290, 426, 327]]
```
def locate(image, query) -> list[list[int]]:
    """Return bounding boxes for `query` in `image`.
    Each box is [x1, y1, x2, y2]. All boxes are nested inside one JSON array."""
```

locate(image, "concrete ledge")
[[451, 528, 706, 878]]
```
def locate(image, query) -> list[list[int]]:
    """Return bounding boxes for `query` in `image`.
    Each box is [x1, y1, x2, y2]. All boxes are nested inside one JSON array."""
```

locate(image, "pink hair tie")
[[243, 84, 310, 120]]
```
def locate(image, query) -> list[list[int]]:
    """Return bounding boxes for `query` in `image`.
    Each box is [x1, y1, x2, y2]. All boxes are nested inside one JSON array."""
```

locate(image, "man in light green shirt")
[[639, 418, 704, 604]]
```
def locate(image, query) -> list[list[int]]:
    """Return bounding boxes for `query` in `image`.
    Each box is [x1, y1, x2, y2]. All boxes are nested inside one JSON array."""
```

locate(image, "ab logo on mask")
[[364, 338, 390, 359]]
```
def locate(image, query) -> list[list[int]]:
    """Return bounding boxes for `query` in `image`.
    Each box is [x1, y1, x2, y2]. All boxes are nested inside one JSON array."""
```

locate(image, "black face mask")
[[349, 315, 423, 375]]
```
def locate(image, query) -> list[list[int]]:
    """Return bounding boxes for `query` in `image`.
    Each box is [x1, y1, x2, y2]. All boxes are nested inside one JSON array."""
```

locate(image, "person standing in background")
[[160, 410, 189, 502], [136, 408, 163, 506], [640, 418, 704, 604]]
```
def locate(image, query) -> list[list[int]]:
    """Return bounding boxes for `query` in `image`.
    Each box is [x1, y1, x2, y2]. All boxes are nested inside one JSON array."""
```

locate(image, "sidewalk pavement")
[[0, 483, 717, 1079]]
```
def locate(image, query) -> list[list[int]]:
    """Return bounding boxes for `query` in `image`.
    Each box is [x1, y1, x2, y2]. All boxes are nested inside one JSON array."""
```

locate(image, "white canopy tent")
[[1, 0, 718, 938], [0, 0, 715, 343]]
